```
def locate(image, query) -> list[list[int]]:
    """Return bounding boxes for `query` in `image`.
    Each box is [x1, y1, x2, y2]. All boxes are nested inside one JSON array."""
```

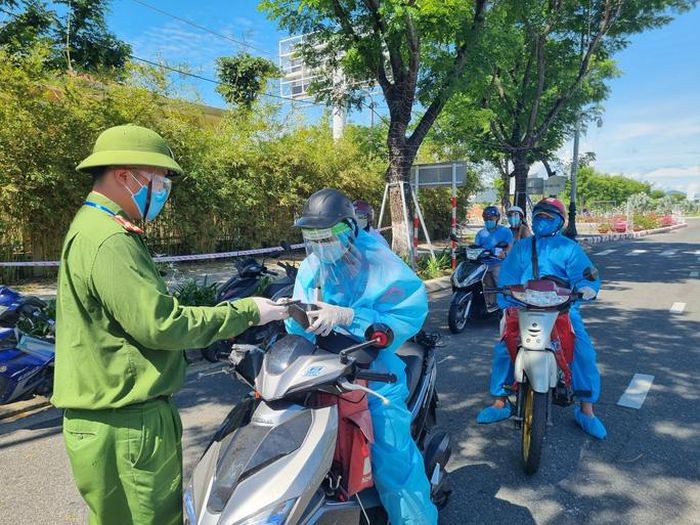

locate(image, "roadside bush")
[[632, 214, 660, 231], [172, 277, 218, 307]]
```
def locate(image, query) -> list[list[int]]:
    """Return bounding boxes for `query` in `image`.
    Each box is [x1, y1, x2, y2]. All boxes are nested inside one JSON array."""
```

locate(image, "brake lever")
[[337, 377, 390, 405]]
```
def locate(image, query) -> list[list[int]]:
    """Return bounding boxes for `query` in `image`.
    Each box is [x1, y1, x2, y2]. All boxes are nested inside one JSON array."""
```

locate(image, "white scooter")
[[184, 304, 451, 524], [489, 266, 597, 474]]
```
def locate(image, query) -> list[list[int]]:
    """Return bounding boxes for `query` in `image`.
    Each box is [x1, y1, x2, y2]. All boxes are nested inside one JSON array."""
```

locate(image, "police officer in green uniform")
[[52, 124, 289, 525]]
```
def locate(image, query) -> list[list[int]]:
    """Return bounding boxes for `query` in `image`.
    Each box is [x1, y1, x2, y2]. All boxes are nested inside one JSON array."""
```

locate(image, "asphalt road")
[[0, 220, 698, 525]]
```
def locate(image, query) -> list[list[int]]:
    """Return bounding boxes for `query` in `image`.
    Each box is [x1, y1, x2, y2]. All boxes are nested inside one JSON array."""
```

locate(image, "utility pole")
[[565, 117, 581, 239]]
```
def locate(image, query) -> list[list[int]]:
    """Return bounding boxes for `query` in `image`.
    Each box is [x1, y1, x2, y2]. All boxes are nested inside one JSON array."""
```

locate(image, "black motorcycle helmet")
[[294, 188, 357, 230]]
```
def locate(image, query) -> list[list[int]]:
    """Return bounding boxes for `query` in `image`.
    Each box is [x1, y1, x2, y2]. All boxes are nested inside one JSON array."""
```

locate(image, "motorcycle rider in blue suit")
[[286, 188, 437, 524], [476, 198, 607, 439], [475, 205, 514, 309], [353, 198, 390, 248]]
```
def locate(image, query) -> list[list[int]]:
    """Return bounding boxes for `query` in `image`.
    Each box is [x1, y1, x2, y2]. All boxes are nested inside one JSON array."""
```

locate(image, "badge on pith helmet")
[[76, 125, 183, 176]]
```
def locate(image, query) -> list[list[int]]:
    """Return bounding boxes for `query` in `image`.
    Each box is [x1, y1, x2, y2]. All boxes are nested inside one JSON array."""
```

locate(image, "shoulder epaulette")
[[112, 215, 144, 235]]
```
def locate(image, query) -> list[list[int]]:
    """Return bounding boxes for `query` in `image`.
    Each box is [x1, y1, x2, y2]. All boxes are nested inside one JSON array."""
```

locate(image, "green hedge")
[[0, 48, 476, 282]]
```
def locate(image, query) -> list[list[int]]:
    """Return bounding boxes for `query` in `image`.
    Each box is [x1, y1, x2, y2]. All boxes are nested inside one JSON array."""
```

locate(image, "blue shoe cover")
[[575, 407, 607, 439], [476, 404, 512, 424]]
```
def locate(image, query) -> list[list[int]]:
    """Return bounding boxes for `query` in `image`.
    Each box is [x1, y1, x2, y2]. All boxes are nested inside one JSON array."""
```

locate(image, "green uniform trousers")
[[63, 397, 183, 525]]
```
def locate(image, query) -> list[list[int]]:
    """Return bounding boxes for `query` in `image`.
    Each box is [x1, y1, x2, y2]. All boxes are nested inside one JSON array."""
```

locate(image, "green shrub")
[[632, 214, 660, 231], [173, 277, 218, 307]]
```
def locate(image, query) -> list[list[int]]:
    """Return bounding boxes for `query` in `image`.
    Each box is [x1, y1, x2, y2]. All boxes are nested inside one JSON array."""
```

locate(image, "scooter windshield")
[[208, 410, 312, 513], [265, 335, 316, 375]]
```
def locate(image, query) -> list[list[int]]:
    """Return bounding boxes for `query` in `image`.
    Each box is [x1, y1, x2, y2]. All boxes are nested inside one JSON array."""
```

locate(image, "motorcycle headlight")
[[0, 305, 8, 316], [183, 485, 196, 525], [466, 248, 484, 260], [520, 289, 568, 307], [235, 498, 296, 525]]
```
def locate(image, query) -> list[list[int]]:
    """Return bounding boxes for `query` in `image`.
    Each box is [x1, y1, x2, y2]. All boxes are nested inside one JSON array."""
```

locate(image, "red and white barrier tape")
[[0, 243, 306, 267]]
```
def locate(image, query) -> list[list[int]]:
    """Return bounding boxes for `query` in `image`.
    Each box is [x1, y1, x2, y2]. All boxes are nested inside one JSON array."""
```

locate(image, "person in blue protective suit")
[[286, 188, 438, 525], [353, 198, 390, 248], [476, 198, 607, 439], [475, 205, 514, 309]]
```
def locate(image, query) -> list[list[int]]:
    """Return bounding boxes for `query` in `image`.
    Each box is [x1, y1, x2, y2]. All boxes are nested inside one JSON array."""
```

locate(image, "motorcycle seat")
[[396, 342, 426, 406]]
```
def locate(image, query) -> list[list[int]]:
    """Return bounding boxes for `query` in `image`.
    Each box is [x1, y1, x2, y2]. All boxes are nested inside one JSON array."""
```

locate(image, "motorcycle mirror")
[[364, 323, 394, 349], [280, 240, 292, 252], [449, 232, 459, 242], [584, 266, 599, 281], [496, 241, 509, 248]]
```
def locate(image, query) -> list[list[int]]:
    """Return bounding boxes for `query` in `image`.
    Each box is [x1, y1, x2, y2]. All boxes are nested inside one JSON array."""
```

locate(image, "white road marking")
[[670, 302, 686, 313], [660, 250, 677, 257], [596, 249, 617, 256], [437, 355, 456, 364], [690, 271, 699, 278], [617, 374, 655, 409], [684, 250, 700, 256], [626, 249, 648, 256]]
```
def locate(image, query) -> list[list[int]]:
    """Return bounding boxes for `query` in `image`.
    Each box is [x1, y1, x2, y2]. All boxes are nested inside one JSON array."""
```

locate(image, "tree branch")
[[531, 0, 623, 144], [362, 0, 406, 83], [525, 33, 546, 145], [407, 0, 488, 146]]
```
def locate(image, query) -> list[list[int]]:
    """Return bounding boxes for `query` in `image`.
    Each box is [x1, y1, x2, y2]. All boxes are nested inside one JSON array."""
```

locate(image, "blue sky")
[[104, 1, 700, 196]]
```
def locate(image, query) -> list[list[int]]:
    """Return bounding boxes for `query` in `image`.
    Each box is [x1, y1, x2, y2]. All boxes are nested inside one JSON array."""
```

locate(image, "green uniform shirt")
[[52, 192, 260, 410]]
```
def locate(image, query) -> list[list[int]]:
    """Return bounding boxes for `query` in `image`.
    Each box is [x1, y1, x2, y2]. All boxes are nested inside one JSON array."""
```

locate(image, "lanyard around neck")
[[83, 201, 116, 216]]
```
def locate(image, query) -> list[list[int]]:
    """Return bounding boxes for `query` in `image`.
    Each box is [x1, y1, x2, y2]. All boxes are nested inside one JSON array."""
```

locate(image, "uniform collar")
[[86, 191, 125, 217]]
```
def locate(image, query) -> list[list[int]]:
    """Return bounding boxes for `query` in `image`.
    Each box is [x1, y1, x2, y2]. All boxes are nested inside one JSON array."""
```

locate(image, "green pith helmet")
[[76, 124, 183, 175]]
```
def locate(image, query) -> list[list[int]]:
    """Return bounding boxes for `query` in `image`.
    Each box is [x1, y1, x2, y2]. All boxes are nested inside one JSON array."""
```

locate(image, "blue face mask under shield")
[[508, 215, 521, 227], [126, 172, 172, 222], [302, 223, 363, 286]]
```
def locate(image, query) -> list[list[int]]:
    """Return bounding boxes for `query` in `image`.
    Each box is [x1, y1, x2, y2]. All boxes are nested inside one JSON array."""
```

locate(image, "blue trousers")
[[368, 351, 437, 525], [489, 308, 601, 403]]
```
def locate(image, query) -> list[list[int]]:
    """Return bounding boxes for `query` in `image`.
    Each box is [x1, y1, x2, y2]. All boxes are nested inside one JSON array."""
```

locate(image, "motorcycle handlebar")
[[355, 370, 397, 384]]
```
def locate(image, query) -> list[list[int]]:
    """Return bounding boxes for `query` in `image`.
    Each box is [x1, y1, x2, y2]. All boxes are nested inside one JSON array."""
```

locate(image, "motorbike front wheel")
[[521, 382, 548, 475], [448, 292, 472, 334]]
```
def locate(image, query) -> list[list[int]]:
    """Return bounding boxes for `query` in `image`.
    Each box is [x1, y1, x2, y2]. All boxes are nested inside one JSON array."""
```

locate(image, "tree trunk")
[[513, 150, 530, 210], [386, 132, 418, 256]]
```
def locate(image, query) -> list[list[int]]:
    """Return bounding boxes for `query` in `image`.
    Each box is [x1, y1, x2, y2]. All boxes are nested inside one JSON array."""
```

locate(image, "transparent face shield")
[[301, 222, 363, 289]]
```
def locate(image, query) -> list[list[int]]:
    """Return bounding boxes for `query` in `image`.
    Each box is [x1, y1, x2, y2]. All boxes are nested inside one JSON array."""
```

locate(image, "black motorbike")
[[447, 240, 508, 334], [200, 246, 298, 362]]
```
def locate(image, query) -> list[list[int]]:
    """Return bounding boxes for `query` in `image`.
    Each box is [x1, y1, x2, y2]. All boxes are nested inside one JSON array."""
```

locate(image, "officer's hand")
[[252, 297, 289, 325], [306, 301, 354, 337], [578, 286, 597, 301]]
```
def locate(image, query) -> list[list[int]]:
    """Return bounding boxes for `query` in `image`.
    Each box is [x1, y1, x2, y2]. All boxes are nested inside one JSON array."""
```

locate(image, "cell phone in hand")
[[288, 302, 311, 329]]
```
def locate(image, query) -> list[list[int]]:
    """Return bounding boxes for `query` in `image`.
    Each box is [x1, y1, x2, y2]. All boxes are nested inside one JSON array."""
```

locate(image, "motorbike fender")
[[452, 290, 473, 308], [514, 349, 557, 394]]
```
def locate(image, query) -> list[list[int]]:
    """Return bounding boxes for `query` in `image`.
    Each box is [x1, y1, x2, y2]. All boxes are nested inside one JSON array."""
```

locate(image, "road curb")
[[424, 276, 452, 294], [0, 397, 51, 421], [578, 223, 688, 245]]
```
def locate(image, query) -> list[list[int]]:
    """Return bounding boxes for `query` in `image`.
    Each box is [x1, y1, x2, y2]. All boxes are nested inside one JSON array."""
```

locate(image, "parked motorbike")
[[185, 305, 451, 525], [0, 286, 55, 404], [447, 239, 508, 334], [490, 267, 597, 474], [201, 244, 298, 362]]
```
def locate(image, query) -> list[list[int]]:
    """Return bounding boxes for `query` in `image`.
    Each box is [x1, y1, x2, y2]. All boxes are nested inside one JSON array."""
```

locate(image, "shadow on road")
[[440, 463, 536, 524]]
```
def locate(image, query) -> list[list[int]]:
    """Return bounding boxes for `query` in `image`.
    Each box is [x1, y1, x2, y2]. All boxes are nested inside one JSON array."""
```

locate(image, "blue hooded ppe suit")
[[368, 226, 390, 249], [285, 229, 437, 525], [490, 233, 602, 403], [475, 225, 513, 268]]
